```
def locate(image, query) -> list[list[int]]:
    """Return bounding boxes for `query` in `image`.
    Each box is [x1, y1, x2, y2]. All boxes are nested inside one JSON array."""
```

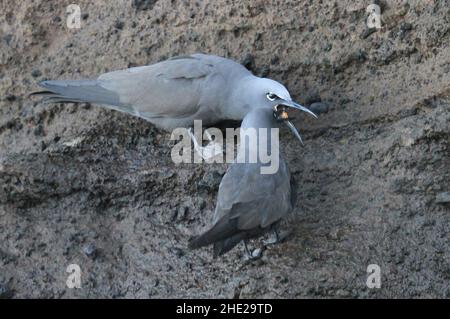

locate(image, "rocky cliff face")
[[1, 0, 449, 298]]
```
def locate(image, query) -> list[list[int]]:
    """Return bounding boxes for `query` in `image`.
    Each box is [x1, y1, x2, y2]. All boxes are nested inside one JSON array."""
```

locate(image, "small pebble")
[[309, 102, 329, 115], [0, 283, 13, 299], [270, 56, 279, 65], [132, 0, 158, 11], [400, 22, 413, 32], [3, 34, 13, 45], [5, 94, 16, 102], [436, 192, 450, 204], [360, 28, 377, 39], [241, 53, 255, 71], [83, 243, 97, 258], [33, 124, 45, 136], [251, 248, 262, 259], [31, 69, 42, 78], [114, 20, 125, 30]]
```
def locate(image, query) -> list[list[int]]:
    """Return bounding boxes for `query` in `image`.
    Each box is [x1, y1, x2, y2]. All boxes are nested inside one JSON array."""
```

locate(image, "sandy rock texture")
[[0, 0, 449, 298]]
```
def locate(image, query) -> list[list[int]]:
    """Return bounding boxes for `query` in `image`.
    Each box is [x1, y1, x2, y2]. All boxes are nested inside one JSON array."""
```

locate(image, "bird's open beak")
[[279, 100, 318, 119], [273, 100, 317, 145], [285, 120, 304, 145]]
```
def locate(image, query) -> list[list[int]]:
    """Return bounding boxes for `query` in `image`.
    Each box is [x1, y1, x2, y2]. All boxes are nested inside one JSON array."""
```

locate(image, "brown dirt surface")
[[1, 0, 449, 298]]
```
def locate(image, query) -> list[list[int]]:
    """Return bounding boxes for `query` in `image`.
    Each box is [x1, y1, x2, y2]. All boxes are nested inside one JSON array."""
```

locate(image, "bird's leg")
[[274, 226, 280, 242], [202, 129, 223, 160], [187, 127, 222, 161], [263, 227, 279, 246], [244, 240, 252, 257], [204, 129, 214, 143], [188, 127, 199, 146], [187, 127, 206, 160], [263, 225, 291, 246]]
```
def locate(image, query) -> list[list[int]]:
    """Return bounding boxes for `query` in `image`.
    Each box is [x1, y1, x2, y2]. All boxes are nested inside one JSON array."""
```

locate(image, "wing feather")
[[98, 55, 214, 119], [215, 160, 292, 231]]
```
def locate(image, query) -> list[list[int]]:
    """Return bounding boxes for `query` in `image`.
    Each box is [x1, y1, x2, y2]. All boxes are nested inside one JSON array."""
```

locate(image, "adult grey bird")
[[189, 107, 294, 258], [31, 53, 316, 145]]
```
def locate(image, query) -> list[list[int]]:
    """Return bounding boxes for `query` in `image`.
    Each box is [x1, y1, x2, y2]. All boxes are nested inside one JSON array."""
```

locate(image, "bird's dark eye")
[[266, 92, 278, 101]]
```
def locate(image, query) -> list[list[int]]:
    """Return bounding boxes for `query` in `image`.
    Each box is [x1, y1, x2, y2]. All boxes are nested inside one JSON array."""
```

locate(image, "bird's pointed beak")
[[273, 100, 317, 145], [284, 120, 304, 146], [279, 100, 318, 119]]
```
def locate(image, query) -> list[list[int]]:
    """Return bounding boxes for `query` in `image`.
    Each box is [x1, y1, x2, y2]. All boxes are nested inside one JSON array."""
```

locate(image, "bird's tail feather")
[[31, 80, 134, 114], [213, 234, 245, 258], [188, 218, 239, 250]]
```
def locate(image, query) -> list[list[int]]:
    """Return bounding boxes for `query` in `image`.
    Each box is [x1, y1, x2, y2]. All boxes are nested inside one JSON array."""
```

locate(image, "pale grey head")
[[228, 76, 317, 144]]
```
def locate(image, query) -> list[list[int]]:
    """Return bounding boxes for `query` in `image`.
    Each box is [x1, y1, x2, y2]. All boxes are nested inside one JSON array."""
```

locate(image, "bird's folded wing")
[[214, 162, 292, 230], [98, 55, 214, 118]]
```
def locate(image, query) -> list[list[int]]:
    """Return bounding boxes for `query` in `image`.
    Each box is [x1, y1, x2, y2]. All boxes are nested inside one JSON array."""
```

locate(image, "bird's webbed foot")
[[243, 240, 263, 261], [262, 226, 291, 246]]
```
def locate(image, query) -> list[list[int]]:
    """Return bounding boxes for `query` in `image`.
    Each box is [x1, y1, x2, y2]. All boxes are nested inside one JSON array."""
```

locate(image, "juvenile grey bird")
[[31, 54, 316, 142], [189, 107, 294, 257]]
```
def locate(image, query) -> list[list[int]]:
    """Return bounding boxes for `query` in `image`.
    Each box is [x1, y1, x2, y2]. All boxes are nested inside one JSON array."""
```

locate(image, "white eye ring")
[[266, 92, 277, 101]]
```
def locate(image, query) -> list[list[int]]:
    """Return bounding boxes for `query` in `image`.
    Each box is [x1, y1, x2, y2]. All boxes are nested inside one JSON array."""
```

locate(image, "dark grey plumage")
[[189, 108, 293, 257]]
